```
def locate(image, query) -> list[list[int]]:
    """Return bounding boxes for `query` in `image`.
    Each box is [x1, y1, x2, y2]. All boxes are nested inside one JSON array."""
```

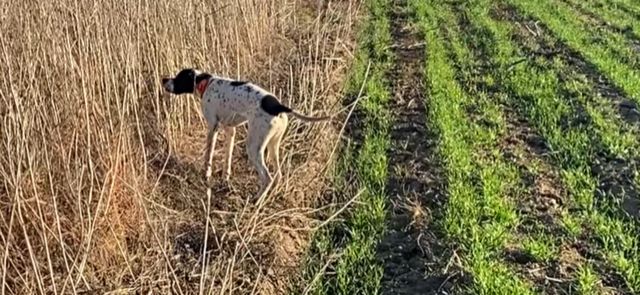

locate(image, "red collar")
[[196, 78, 212, 96]]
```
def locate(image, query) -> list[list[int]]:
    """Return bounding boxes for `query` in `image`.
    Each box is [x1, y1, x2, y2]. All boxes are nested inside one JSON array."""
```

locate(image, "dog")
[[161, 68, 331, 201]]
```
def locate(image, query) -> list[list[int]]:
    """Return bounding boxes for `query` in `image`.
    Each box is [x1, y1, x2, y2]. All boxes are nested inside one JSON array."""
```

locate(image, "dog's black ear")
[[195, 72, 212, 85]]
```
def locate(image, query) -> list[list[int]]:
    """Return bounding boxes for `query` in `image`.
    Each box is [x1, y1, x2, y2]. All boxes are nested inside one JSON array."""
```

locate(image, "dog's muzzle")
[[162, 78, 174, 92]]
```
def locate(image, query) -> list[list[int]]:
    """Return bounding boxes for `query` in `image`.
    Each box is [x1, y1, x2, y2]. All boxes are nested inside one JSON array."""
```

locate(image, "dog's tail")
[[289, 110, 332, 122], [261, 94, 332, 123]]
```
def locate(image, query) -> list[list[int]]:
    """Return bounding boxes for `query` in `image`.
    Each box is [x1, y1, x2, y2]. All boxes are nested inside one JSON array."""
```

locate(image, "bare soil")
[[500, 121, 576, 295], [376, 1, 464, 294]]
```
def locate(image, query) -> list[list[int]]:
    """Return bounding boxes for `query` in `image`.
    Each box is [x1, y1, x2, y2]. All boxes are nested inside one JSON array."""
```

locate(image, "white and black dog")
[[161, 68, 330, 201]]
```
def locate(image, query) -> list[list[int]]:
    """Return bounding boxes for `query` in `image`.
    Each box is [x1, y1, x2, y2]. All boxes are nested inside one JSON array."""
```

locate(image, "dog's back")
[[202, 76, 275, 125]]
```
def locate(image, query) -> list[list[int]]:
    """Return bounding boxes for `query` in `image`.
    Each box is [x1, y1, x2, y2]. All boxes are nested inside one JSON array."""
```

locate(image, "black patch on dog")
[[230, 80, 248, 86], [245, 86, 252, 92], [168, 69, 196, 94], [167, 68, 211, 95], [260, 95, 291, 116]]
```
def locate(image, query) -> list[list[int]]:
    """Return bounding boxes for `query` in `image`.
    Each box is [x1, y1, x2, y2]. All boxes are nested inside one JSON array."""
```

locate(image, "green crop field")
[[301, 0, 640, 294]]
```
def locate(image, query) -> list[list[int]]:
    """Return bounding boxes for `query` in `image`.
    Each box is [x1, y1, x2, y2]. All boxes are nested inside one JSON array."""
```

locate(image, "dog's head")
[[161, 68, 212, 95]]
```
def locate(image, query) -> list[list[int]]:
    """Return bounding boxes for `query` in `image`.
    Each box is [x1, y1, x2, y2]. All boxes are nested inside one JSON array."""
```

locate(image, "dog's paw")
[[204, 165, 214, 179]]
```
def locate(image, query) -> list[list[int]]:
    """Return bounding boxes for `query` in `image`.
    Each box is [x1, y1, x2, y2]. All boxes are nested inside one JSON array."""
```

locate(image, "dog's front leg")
[[204, 122, 219, 182], [222, 126, 236, 181]]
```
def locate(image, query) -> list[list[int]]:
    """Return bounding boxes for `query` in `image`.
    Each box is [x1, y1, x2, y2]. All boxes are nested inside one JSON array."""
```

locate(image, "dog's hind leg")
[[266, 116, 288, 184], [248, 143, 271, 203], [222, 126, 236, 181], [247, 119, 276, 203], [266, 134, 282, 181]]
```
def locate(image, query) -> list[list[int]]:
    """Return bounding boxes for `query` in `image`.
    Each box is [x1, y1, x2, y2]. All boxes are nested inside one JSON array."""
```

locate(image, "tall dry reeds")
[[0, 0, 361, 293]]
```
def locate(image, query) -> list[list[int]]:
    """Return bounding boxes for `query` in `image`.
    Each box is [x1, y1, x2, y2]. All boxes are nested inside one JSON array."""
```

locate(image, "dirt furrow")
[[376, 1, 460, 294]]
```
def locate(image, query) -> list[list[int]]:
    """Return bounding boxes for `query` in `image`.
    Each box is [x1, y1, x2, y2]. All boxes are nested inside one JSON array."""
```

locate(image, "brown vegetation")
[[0, 0, 361, 293]]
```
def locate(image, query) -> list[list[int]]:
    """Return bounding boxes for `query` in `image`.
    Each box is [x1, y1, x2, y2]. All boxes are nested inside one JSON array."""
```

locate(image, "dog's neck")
[[195, 72, 215, 97], [196, 78, 211, 96]]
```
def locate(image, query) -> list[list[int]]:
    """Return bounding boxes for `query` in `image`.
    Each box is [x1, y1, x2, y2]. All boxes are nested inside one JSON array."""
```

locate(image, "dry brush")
[[0, 0, 362, 293]]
